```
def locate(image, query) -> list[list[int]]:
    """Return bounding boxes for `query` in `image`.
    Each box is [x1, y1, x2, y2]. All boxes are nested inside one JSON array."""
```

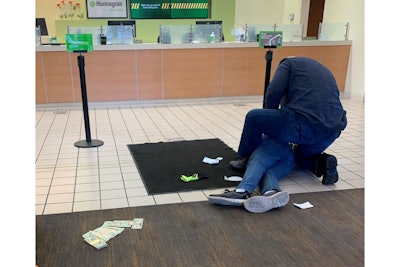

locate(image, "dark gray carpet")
[[127, 138, 244, 195], [36, 189, 364, 267]]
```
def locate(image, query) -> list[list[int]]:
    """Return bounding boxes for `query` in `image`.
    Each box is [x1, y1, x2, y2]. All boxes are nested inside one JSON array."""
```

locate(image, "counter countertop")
[[36, 40, 352, 52]]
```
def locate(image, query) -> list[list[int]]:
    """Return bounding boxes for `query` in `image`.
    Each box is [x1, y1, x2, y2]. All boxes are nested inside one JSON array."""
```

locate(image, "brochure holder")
[[66, 34, 104, 148], [259, 31, 282, 108]]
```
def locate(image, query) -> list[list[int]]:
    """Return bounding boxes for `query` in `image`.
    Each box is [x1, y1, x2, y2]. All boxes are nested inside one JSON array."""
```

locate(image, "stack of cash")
[[82, 218, 144, 250]]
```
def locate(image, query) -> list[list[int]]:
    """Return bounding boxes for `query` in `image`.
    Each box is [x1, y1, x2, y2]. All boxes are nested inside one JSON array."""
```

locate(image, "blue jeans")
[[235, 108, 341, 194], [236, 136, 294, 194]]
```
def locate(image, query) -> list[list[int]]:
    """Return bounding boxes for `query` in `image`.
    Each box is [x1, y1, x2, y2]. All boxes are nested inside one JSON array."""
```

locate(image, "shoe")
[[229, 157, 248, 170], [208, 189, 250, 206], [244, 190, 289, 213], [316, 153, 339, 185]]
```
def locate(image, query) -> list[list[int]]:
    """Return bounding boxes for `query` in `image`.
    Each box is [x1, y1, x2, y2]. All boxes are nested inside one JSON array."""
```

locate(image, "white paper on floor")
[[224, 175, 243, 182], [293, 201, 314, 209], [203, 156, 223, 164]]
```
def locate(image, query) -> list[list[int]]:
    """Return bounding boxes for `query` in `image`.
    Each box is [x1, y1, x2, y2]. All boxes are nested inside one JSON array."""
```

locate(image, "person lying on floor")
[[208, 56, 347, 213]]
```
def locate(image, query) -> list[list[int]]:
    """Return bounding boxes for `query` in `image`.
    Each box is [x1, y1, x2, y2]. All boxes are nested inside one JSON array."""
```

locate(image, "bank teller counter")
[[36, 22, 351, 104], [36, 39, 351, 104]]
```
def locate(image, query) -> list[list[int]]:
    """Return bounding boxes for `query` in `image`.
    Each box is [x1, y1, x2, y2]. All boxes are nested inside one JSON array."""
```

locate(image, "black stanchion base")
[[74, 139, 104, 148]]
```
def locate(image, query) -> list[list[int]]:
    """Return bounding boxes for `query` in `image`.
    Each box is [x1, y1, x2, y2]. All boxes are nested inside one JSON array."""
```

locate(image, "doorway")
[[307, 0, 325, 38]]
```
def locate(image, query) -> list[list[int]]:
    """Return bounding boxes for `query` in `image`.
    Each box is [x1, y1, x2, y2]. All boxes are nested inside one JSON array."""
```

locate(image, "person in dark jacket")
[[208, 56, 347, 213]]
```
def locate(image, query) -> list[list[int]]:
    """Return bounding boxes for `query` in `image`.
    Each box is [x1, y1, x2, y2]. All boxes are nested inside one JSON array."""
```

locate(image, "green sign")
[[258, 31, 283, 48], [66, 34, 94, 52], [130, 0, 209, 19]]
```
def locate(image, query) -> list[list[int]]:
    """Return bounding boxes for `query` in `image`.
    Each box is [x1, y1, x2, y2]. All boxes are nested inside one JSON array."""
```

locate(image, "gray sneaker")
[[244, 190, 289, 213], [229, 158, 248, 170], [208, 189, 250, 206]]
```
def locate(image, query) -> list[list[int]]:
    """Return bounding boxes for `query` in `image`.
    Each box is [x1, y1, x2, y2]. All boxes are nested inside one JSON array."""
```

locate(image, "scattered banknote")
[[131, 218, 144, 229], [82, 231, 108, 250], [92, 226, 124, 242], [83, 218, 144, 250], [103, 220, 133, 228]]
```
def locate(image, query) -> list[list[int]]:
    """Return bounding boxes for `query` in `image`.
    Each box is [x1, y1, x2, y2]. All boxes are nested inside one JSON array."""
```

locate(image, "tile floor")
[[35, 96, 364, 215]]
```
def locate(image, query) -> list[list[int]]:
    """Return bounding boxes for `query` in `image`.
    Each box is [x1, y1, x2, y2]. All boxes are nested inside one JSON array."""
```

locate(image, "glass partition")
[[318, 22, 349, 41], [246, 24, 303, 42], [246, 22, 349, 42], [193, 24, 223, 43], [275, 24, 303, 42], [36, 27, 42, 46], [102, 25, 135, 45], [159, 24, 223, 44], [67, 26, 135, 45], [68, 26, 102, 45], [160, 25, 192, 44]]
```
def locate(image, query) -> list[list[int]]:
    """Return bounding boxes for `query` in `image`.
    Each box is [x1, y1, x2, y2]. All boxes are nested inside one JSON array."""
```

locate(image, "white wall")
[[235, 0, 364, 100], [235, 0, 284, 26], [324, 0, 364, 100], [235, 0, 304, 27], [282, 0, 303, 24]]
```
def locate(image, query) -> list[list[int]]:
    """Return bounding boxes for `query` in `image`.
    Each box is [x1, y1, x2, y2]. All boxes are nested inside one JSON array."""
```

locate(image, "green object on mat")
[[181, 173, 200, 182]]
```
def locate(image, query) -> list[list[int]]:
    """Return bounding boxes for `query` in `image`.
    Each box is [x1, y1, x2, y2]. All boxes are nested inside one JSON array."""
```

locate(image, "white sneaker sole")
[[244, 191, 289, 213], [208, 196, 246, 206]]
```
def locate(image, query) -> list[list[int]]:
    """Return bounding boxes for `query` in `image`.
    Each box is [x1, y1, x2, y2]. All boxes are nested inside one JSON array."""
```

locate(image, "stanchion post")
[[74, 52, 104, 148], [263, 48, 274, 108]]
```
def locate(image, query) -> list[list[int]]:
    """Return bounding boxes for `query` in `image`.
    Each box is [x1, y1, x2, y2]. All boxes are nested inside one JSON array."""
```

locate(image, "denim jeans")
[[236, 136, 294, 194], [235, 107, 341, 194]]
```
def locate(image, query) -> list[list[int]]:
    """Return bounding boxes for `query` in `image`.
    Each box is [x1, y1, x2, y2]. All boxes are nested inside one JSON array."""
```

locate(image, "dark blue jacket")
[[265, 57, 347, 132]]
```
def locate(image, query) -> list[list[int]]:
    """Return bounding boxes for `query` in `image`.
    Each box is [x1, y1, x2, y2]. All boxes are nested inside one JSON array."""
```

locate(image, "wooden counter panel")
[[320, 46, 351, 91], [36, 53, 47, 104], [41, 52, 74, 103], [303, 46, 324, 62], [276, 46, 308, 60], [273, 46, 323, 76], [136, 50, 163, 100], [246, 48, 267, 95], [83, 51, 137, 101], [36, 44, 351, 103], [69, 53, 82, 103], [222, 48, 248, 96], [163, 49, 223, 99]]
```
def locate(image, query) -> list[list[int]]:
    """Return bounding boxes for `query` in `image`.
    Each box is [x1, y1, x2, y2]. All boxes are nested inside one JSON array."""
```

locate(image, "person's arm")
[[265, 61, 291, 109]]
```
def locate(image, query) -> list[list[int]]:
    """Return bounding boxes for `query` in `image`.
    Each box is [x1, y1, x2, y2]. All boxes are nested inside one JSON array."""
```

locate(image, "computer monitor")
[[196, 20, 223, 28], [36, 18, 48, 36], [107, 20, 136, 37]]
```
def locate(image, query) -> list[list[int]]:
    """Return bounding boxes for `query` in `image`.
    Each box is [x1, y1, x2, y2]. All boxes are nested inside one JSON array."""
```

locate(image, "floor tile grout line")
[[40, 109, 74, 215], [103, 107, 131, 205]]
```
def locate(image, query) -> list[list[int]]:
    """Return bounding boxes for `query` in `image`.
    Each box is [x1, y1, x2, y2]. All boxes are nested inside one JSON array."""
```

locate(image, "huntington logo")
[[89, 1, 123, 8]]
